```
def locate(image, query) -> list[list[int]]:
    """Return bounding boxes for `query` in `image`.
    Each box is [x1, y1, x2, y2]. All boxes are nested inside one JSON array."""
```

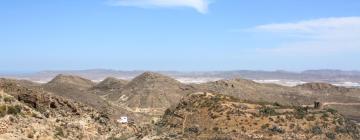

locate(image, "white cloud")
[[252, 17, 360, 54], [255, 17, 360, 33], [109, 0, 210, 14]]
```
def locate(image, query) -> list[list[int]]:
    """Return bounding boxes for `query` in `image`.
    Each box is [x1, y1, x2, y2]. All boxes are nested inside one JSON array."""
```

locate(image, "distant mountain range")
[[1, 69, 360, 87], [1, 71, 360, 139]]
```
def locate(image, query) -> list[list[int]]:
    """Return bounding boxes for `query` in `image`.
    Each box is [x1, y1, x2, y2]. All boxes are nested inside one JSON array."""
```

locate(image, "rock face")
[[0, 81, 139, 140], [153, 92, 360, 140], [106, 72, 195, 114]]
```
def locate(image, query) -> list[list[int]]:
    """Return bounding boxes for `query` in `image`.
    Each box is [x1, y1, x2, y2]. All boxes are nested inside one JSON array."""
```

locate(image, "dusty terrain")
[[152, 92, 360, 140], [0, 72, 359, 140]]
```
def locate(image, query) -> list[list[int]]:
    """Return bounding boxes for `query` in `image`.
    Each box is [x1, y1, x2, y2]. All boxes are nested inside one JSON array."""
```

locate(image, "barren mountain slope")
[[106, 72, 195, 114], [151, 92, 360, 140], [42, 74, 112, 112], [193, 79, 360, 123], [46, 74, 95, 90], [194, 79, 316, 105], [0, 81, 140, 140], [90, 77, 128, 96], [295, 83, 360, 122]]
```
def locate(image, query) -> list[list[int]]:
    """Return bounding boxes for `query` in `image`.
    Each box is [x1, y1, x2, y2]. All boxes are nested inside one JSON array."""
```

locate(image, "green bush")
[[294, 107, 308, 119], [7, 105, 21, 115], [311, 126, 322, 135], [322, 112, 329, 118], [326, 132, 336, 139], [268, 126, 284, 133], [335, 126, 346, 133], [3, 96, 14, 103], [261, 123, 270, 129], [259, 107, 276, 116], [55, 127, 65, 137], [0, 105, 6, 117], [326, 108, 337, 114], [306, 115, 316, 121]]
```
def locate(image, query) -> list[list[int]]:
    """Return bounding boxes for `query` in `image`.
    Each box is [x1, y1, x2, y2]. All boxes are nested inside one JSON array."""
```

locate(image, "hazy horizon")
[[2, 68, 360, 75]]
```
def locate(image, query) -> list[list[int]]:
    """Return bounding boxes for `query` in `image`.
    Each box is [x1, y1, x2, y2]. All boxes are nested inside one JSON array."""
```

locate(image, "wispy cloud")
[[109, 0, 211, 14], [251, 17, 360, 54]]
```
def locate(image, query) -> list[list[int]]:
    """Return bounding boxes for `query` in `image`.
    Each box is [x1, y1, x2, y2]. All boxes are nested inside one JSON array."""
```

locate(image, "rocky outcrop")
[[152, 92, 360, 140], [0, 81, 139, 140], [195, 79, 316, 105]]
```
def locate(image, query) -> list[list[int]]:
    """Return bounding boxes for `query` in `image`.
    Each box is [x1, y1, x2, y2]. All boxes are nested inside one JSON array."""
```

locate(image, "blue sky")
[[1, 0, 360, 72]]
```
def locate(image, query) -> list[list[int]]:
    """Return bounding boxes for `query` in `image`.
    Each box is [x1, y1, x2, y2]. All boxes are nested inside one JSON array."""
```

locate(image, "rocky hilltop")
[[195, 79, 315, 105], [92, 77, 128, 91], [152, 92, 360, 140], [90, 77, 128, 97], [42, 74, 112, 112], [46, 74, 95, 90], [0, 80, 139, 140], [296, 83, 350, 93], [106, 72, 195, 114]]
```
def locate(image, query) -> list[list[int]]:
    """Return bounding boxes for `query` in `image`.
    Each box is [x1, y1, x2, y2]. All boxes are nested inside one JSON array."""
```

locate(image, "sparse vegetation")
[[269, 126, 284, 133], [326, 108, 337, 114], [261, 123, 270, 129], [1, 73, 360, 140], [335, 126, 346, 133], [187, 127, 199, 133], [306, 115, 316, 121], [55, 127, 65, 138], [294, 106, 308, 119], [0, 105, 7, 117], [7, 105, 21, 115], [4, 96, 14, 103], [259, 107, 276, 116], [311, 126, 322, 135], [326, 132, 336, 139]]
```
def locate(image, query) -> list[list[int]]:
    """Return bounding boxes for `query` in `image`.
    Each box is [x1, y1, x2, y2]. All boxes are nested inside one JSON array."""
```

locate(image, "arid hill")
[[151, 92, 360, 140], [296, 83, 350, 93], [46, 74, 95, 90], [0, 81, 139, 140], [0, 72, 360, 139], [90, 77, 128, 96], [194, 79, 316, 105], [41, 74, 112, 112], [106, 72, 195, 115]]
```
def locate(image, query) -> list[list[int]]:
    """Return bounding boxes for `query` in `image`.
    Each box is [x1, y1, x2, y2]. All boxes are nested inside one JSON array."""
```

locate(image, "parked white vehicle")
[[117, 117, 128, 124]]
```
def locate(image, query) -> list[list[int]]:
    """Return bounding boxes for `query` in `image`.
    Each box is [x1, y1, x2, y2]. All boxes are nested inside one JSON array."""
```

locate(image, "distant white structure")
[[117, 117, 128, 124]]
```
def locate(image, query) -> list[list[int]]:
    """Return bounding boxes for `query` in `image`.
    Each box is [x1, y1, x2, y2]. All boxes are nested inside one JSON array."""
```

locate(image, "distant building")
[[117, 117, 128, 124]]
